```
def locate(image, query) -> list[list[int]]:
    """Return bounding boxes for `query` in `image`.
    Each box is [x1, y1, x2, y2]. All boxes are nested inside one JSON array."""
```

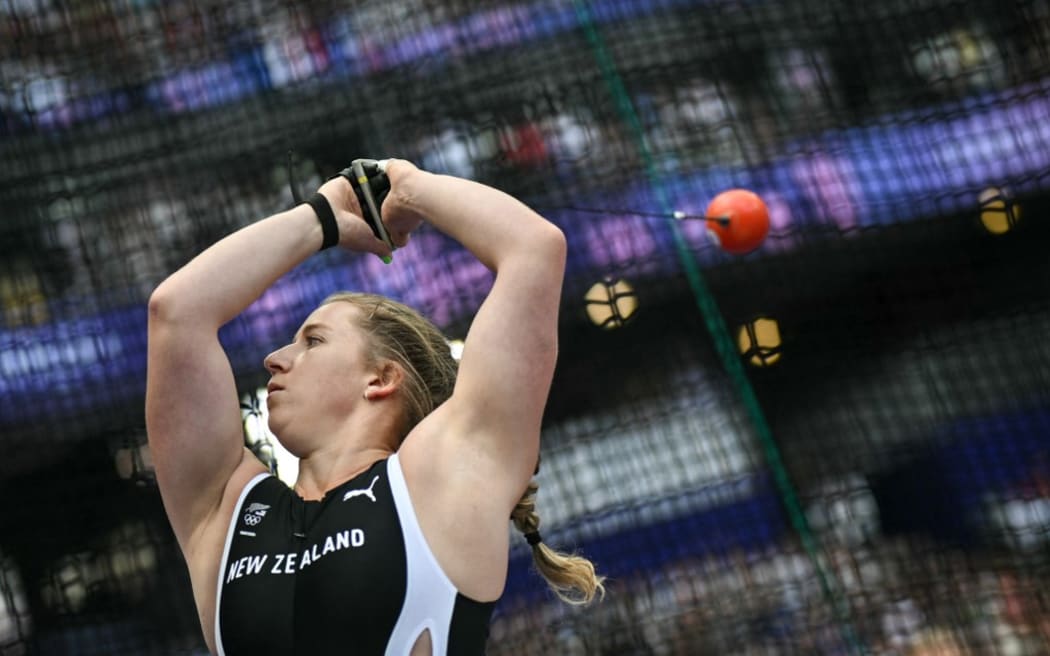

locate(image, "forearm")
[[149, 204, 323, 328], [398, 170, 565, 271]]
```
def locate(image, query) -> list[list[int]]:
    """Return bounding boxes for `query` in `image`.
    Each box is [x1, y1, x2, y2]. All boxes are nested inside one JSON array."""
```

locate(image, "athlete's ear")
[[364, 360, 403, 401]]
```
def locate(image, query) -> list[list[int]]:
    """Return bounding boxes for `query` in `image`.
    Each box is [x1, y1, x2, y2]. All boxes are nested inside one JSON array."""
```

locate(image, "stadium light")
[[584, 278, 638, 330], [737, 317, 782, 367]]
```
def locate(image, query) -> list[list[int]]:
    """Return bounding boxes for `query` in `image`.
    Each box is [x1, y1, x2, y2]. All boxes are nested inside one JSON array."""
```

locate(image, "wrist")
[[385, 164, 431, 220], [306, 193, 339, 250]]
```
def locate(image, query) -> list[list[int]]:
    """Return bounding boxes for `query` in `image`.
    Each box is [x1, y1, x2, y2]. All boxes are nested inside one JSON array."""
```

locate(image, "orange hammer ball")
[[705, 189, 770, 254]]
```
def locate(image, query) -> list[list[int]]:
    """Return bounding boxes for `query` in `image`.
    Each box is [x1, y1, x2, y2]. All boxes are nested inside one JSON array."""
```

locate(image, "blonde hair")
[[511, 479, 606, 605], [325, 292, 604, 604], [322, 292, 457, 438]]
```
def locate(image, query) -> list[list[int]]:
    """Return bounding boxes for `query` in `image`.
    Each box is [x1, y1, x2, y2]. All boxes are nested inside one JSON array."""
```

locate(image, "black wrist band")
[[306, 192, 339, 251]]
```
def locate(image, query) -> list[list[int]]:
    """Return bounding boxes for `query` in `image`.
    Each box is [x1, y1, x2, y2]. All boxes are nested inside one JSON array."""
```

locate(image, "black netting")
[[2, 1, 1049, 654]]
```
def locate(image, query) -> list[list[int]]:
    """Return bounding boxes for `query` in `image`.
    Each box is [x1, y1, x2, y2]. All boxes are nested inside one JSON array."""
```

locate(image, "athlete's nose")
[[264, 344, 293, 374]]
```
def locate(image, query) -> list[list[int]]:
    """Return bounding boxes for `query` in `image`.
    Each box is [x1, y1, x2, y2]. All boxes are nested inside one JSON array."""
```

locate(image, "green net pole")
[[571, 2, 866, 653]]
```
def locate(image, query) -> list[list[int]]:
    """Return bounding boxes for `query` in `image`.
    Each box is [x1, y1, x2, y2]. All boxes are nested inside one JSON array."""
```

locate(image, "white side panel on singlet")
[[384, 453, 459, 656]]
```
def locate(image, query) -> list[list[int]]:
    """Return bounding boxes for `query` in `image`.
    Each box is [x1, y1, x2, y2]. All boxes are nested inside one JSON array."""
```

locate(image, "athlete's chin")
[[265, 418, 305, 455], [266, 414, 288, 438]]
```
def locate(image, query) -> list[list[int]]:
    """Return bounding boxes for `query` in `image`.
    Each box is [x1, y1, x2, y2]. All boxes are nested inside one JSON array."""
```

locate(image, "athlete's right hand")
[[315, 175, 394, 260]]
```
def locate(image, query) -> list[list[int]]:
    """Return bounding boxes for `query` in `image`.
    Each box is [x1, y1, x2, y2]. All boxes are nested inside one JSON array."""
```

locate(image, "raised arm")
[[382, 161, 567, 505], [146, 189, 393, 550]]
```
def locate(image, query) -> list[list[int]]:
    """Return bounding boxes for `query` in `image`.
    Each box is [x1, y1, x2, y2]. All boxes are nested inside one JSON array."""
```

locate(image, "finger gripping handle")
[[337, 159, 394, 253]]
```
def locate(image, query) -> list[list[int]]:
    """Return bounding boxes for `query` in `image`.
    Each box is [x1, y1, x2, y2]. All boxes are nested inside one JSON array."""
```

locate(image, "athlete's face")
[[263, 302, 375, 445]]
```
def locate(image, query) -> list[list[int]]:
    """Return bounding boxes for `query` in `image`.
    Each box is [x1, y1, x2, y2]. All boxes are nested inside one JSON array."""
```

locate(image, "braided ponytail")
[[510, 480, 605, 605]]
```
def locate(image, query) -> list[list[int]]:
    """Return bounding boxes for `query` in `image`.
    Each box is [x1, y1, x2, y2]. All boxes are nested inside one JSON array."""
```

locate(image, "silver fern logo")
[[243, 502, 270, 527]]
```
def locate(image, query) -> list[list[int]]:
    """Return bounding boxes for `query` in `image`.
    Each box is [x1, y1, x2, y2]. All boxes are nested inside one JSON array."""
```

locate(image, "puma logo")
[[343, 476, 380, 503]]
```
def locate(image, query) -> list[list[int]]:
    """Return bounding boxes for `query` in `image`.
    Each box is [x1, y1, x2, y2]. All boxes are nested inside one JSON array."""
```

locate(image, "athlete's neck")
[[294, 445, 395, 500]]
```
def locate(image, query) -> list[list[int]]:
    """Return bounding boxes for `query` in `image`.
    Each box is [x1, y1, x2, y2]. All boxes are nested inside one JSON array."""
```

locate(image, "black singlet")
[[215, 454, 495, 655]]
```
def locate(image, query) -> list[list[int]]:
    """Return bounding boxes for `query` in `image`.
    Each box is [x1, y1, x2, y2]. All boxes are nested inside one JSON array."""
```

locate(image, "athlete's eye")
[[305, 335, 323, 347]]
